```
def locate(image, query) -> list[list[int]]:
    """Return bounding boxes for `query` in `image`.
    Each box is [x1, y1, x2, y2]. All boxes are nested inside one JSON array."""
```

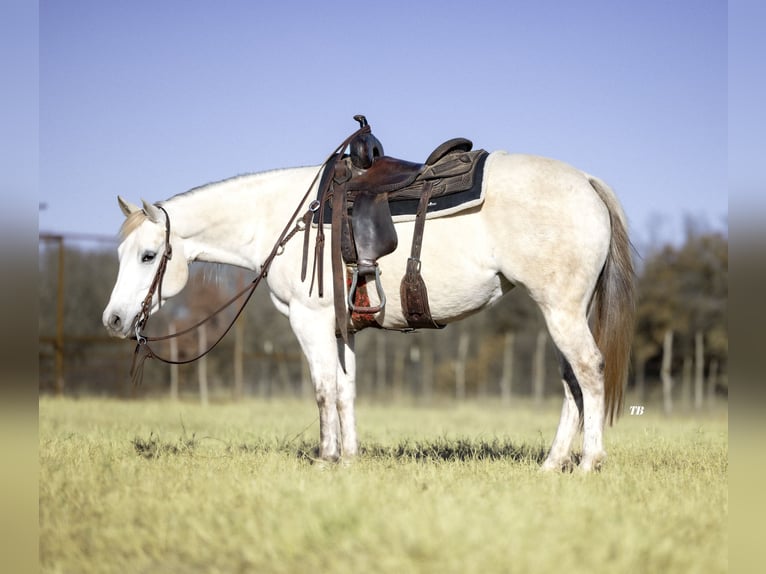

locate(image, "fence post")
[[54, 236, 65, 396], [681, 354, 692, 409], [500, 331, 515, 406], [420, 334, 434, 405], [234, 272, 246, 399], [694, 331, 704, 410], [455, 330, 469, 401], [198, 325, 209, 406], [375, 332, 386, 400], [392, 345, 405, 402], [169, 323, 179, 401], [234, 315, 244, 400], [707, 358, 718, 408], [661, 329, 674, 415]]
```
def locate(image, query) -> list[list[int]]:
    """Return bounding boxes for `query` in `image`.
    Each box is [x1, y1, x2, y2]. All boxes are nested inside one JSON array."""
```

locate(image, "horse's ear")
[[141, 199, 164, 224], [118, 196, 141, 217]]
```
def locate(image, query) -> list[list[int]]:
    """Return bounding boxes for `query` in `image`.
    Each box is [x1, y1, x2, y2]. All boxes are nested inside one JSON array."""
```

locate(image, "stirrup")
[[347, 264, 386, 314]]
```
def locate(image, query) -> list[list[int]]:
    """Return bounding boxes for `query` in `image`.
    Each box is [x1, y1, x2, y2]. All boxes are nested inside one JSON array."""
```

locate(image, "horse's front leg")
[[336, 334, 358, 459], [289, 303, 341, 462]]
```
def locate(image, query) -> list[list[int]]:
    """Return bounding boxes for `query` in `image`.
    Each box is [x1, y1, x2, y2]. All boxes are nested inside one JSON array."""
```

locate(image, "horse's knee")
[[313, 377, 337, 405], [313, 389, 329, 405]]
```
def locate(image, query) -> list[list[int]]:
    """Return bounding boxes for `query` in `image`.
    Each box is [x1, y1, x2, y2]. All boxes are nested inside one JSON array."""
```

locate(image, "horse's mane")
[[171, 168, 301, 200], [118, 166, 313, 239], [119, 210, 147, 240]]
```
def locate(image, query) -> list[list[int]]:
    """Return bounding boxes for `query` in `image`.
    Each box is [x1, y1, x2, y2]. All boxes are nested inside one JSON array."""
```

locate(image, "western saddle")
[[301, 115, 487, 342]]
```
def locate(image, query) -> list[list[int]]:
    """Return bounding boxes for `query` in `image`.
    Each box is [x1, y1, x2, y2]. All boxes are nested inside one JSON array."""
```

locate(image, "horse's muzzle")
[[102, 307, 134, 339]]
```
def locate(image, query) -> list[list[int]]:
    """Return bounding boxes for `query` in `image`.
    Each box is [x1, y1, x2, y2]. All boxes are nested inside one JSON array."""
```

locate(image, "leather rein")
[[129, 124, 370, 384]]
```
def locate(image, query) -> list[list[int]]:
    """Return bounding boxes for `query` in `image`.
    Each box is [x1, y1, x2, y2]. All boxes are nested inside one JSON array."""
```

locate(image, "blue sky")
[[729, 0, 766, 218], [29, 1, 728, 248]]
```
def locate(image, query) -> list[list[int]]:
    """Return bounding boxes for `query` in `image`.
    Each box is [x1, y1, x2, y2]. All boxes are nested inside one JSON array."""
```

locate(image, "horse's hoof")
[[307, 450, 340, 468], [540, 456, 573, 473], [578, 452, 606, 473], [311, 457, 340, 471]]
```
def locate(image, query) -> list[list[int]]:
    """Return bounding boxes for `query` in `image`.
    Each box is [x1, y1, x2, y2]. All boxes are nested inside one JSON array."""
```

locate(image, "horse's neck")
[[167, 167, 318, 270]]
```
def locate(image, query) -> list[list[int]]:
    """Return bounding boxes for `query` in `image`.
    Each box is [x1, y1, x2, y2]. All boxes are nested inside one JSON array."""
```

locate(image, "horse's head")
[[102, 197, 189, 338]]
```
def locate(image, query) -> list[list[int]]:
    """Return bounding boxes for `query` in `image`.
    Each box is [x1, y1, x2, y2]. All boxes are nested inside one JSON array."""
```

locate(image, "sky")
[[25, 1, 729, 248]]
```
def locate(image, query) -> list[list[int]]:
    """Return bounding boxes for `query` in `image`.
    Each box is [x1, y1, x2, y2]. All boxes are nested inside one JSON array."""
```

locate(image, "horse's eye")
[[141, 251, 157, 263]]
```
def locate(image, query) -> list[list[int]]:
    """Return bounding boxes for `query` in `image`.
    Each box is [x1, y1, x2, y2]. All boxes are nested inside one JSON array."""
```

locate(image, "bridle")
[[129, 202, 304, 385], [133, 205, 173, 345], [129, 122, 370, 384]]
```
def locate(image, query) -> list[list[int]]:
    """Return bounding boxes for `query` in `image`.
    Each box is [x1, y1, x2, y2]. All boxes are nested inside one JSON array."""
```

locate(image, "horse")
[[102, 150, 635, 472]]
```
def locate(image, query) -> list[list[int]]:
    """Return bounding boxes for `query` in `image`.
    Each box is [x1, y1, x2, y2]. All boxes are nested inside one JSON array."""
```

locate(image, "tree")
[[633, 225, 728, 404]]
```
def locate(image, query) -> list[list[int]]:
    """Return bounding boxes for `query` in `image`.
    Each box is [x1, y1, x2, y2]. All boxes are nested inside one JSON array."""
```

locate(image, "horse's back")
[[484, 152, 605, 210]]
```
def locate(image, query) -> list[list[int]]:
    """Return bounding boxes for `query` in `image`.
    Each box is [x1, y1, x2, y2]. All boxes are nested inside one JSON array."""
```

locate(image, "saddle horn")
[[348, 116, 384, 169]]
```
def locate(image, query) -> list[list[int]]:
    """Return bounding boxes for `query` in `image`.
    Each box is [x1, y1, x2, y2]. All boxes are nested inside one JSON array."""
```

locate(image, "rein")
[[129, 123, 370, 384]]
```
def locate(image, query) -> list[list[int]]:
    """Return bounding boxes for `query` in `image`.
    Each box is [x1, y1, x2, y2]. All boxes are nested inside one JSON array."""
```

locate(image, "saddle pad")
[[314, 150, 489, 225]]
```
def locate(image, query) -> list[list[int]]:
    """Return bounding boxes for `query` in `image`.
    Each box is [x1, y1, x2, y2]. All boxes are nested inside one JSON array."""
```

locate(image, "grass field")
[[39, 396, 727, 574]]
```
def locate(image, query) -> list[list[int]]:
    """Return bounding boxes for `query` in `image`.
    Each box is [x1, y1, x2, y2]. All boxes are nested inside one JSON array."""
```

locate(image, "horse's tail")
[[588, 176, 636, 426]]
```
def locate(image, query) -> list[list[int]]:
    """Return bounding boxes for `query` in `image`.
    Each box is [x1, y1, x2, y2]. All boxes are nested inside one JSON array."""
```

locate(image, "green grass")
[[39, 397, 728, 574]]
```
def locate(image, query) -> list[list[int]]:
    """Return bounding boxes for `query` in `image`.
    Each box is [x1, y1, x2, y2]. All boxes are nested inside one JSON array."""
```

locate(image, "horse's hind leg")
[[541, 352, 583, 471], [540, 308, 607, 472]]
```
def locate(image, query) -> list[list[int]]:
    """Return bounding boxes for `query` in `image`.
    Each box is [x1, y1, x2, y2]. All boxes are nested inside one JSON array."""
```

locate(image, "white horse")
[[102, 151, 635, 472]]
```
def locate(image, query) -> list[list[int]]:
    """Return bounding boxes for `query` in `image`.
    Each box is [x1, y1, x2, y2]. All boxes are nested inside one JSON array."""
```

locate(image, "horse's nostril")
[[110, 314, 122, 329]]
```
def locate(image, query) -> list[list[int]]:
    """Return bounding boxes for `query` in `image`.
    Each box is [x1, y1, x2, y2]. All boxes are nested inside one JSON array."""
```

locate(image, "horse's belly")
[[376, 268, 509, 330], [375, 212, 509, 329]]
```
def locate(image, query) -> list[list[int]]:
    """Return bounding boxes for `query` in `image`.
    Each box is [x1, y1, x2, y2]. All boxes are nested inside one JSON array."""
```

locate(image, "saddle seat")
[[346, 137, 474, 195], [346, 156, 423, 194]]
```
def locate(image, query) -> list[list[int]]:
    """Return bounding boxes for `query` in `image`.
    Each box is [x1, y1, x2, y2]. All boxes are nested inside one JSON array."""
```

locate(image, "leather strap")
[[300, 209, 313, 282], [410, 182, 431, 264], [331, 180, 349, 343], [400, 181, 444, 329]]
